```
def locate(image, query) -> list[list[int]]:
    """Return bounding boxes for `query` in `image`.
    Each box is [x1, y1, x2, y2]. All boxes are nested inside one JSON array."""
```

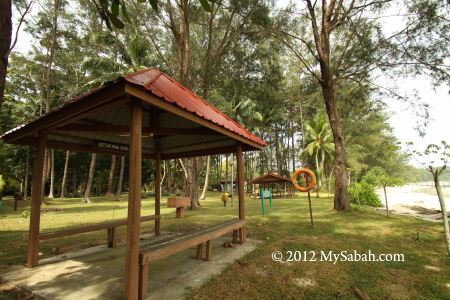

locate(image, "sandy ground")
[[376, 184, 450, 222]]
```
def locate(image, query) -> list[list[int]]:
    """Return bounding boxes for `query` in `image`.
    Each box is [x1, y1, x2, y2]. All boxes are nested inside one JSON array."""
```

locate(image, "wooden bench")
[[38, 215, 160, 248], [138, 219, 246, 299], [167, 197, 191, 218]]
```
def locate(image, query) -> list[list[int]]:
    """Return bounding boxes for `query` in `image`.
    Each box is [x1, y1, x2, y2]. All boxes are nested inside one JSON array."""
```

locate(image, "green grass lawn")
[[1, 192, 450, 299]]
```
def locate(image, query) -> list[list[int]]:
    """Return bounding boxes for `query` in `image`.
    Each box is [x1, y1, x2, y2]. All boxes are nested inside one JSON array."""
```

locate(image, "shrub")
[[1, 175, 20, 196], [21, 209, 30, 219], [349, 181, 381, 207]]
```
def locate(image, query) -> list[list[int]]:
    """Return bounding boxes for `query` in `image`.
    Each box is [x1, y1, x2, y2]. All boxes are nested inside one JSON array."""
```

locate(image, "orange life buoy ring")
[[291, 169, 316, 192]]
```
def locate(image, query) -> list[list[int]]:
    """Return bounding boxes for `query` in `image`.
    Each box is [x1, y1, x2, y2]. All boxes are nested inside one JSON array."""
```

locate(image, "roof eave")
[[2, 81, 126, 143], [124, 83, 266, 150]]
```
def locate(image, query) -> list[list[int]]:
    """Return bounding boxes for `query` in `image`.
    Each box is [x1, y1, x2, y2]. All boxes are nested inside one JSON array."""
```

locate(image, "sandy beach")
[[376, 183, 450, 222]]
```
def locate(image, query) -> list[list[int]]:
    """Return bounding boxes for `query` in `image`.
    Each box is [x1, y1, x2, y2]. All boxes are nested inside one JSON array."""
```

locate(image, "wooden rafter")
[[55, 124, 221, 136]]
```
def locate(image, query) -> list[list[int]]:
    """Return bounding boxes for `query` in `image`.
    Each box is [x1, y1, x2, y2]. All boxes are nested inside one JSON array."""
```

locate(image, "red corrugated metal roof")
[[124, 68, 266, 146]]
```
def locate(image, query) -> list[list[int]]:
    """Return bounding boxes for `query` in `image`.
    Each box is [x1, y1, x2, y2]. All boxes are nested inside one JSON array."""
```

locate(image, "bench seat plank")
[[140, 219, 246, 264], [39, 215, 161, 240]]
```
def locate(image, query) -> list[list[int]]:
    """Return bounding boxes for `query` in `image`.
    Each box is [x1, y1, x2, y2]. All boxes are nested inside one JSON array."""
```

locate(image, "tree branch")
[[7, 0, 34, 58]]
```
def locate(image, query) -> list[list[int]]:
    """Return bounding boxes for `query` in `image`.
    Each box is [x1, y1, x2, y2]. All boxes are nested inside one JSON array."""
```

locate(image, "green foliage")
[[95, 0, 213, 30], [0, 175, 5, 194], [305, 115, 334, 159], [362, 167, 404, 188], [405, 167, 450, 182], [407, 141, 450, 172], [21, 209, 30, 219], [304, 114, 334, 192], [348, 181, 382, 207], [234, 99, 263, 130], [1, 0, 442, 202], [2, 176, 21, 195]]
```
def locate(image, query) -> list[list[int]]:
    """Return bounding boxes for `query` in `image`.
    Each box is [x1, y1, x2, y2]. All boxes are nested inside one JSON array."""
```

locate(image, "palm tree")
[[234, 99, 263, 130], [305, 115, 334, 197]]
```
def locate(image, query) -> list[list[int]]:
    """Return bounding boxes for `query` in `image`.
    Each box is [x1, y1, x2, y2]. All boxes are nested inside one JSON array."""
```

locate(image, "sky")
[[383, 78, 449, 157], [10, 1, 450, 166]]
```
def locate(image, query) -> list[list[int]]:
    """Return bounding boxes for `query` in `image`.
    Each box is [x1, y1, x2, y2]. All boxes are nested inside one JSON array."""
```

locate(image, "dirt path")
[[376, 184, 450, 222]]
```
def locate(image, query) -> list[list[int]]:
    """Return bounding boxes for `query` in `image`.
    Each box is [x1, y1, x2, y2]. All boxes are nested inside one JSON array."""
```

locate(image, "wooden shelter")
[[1, 68, 266, 298], [251, 173, 294, 198]]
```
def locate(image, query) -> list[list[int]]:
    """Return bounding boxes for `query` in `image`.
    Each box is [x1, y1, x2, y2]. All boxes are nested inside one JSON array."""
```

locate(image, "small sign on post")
[[96, 140, 130, 152], [260, 187, 272, 216]]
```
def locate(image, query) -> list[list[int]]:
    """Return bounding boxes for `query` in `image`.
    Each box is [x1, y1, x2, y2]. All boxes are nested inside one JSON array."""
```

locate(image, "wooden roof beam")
[[14, 137, 155, 159], [54, 124, 222, 136], [161, 143, 255, 160]]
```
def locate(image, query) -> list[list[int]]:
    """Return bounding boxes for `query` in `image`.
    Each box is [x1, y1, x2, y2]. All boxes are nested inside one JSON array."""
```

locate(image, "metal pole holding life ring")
[[291, 169, 316, 227]]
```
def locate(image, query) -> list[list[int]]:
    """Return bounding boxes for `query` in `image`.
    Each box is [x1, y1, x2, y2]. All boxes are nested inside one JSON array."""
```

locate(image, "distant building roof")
[[250, 173, 293, 184]]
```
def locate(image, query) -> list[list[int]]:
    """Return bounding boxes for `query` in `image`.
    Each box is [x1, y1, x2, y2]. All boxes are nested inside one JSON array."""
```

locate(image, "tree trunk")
[[60, 150, 69, 198], [225, 154, 229, 191], [305, 0, 349, 210], [315, 150, 320, 198], [274, 127, 281, 174], [217, 154, 221, 182], [48, 149, 55, 198], [318, 149, 326, 198], [160, 160, 166, 198], [42, 0, 60, 115], [178, 158, 187, 192], [178, 0, 190, 83], [299, 97, 306, 152], [115, 156, 125, 201], [166, 159, 173, 193], [83, 153, 96, 203], [107, 155, 116, 196], [185, 157, 200, 208], [433, 170, 450, 255], [291, 116, 296, 173], [0, 0, 12, 112], [72, 168, 77, 197], [320, 60, 349, 210], [383, 185, 389, 217], [24, 147, 30, 200], [200, 156, 210, 200]]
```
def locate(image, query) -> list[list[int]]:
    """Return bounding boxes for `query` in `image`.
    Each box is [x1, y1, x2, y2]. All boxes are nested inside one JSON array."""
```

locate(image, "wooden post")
[[138, 263, 149, 300], [196, 243, 203, 259], [176, 207, 185, 218], [236, 144, 246, 244], [236, 144, 245, 220], [239, 227, 246, 244], [107, 227, 117, 248], [27, 130, 47, 268], [124, 99, 142, 299], [155, 151, 161, 235], [307, 191, 314, 227], [205, 240, 212, 261]]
